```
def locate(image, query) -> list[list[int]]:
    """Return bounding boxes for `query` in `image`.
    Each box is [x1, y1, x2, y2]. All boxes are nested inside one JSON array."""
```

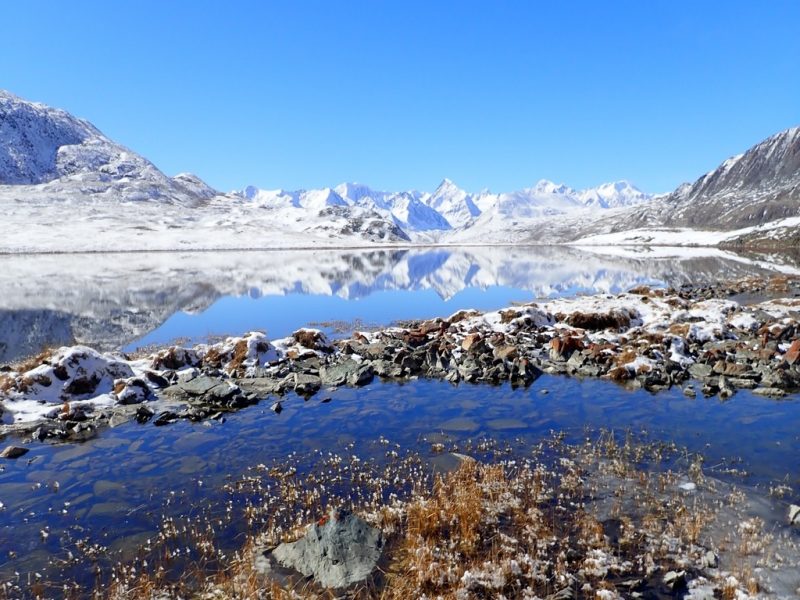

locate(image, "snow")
[[1, 89, 797, 251]]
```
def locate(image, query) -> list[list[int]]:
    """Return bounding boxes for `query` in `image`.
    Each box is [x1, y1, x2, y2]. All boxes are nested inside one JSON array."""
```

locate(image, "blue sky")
[[2, 1, 798, 194]]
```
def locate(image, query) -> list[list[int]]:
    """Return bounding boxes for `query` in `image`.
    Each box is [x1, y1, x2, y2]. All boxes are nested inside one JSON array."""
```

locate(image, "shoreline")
[[1, 274, 799, 442]]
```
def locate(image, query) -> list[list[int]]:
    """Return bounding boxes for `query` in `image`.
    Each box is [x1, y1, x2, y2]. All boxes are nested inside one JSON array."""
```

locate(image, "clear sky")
[[1, 1, 798, 194]]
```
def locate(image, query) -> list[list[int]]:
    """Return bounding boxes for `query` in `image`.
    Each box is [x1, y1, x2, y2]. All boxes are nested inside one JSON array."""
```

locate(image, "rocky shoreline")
[[1, 275, 799, 444]]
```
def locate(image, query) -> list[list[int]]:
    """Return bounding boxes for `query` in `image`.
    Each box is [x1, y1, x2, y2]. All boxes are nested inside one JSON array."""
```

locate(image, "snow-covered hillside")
[[0, 90, 218, 205], [0, 90, 409, 248], [567, 126, 800, 248], [3, 89, 797, 251]]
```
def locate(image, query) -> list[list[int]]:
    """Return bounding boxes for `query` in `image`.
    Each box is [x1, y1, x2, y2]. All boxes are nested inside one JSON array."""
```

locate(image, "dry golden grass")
[[16, 433, 779, 600]]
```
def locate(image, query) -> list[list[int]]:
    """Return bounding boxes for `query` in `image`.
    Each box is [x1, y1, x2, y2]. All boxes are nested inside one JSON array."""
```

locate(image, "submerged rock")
[[0, 445, 28, 459], [270, 508, 384, 589]]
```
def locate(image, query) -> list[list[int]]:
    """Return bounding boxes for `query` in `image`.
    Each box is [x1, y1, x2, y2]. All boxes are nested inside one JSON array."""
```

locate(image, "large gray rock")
[[271, 508, 384, 589], [320, 359, 374, 387]]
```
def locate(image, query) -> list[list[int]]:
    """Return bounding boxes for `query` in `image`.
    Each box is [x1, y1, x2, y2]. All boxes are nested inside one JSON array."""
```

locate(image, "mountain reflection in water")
[[0, 245, 796, 362]]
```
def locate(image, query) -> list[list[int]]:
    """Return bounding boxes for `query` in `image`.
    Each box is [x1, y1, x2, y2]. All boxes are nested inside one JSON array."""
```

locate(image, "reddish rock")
[[494, 345, 518, 360], [564, 310, 632, 331], [785, 340, 800, 365], [462, 333, 483, 352], [607, 366, 632, 381]]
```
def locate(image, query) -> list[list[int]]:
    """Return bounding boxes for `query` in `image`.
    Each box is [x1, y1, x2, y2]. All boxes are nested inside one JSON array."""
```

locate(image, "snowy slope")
[[566, 126, 800, 247], [600, 127, 800, 232], [0, 90, 410, 248], [0, 89, 218, 205]]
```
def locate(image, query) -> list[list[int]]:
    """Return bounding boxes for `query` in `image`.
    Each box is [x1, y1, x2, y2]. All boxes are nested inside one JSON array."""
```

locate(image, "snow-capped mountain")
[[333, 183, 451, 232], [628, 126, 800, 231], [8, 88, 797, 251], [578, 180, 651, 209], [422, 178, 482, 228], [569, 126, 800, 248], [0, 89, 218, 205], [0, 90, 410, 247], [238, 178, 653, 241]]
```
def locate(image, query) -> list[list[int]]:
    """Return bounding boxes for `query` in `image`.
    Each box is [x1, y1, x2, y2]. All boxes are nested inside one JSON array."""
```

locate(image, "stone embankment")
[[1, 276, 799, 441]]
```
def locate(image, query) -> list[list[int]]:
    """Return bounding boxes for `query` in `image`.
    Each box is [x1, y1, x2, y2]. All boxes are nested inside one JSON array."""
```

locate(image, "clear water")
[[0, 245, 790, 362], [1, 377, 799, 584], [0, 246, 799, 591]]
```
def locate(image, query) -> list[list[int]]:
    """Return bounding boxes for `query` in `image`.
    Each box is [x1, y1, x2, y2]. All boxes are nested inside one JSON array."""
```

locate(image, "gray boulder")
[[271, 508, 384, 589]]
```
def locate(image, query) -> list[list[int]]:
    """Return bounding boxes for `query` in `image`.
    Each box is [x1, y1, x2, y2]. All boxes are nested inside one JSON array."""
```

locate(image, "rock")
[[563, 309, 632, 331], [461, 333, 484, 353], [663, 570, 686, 590], [701, 550, 719, 569], [683, 384, 697, 398], [689, 363, 713, 380], [178, 375, 222, 396], [789, 504, 800, 526], [363, 343, 389, 359], [718, 376, 735, 399], [785, 340, 800, 365], [493, 345, 518, 361], [237, 377, 286, 396], [135, 405, 155, 424], [510, 358, 542, 387], [143, 370, 170, 388], [113, 377, 151, 405], [0, 445, 29, 459], [293, 373, 321, 396], [349, 363, 374, 387], [752, 387, 786, 398], [727, 377, 758, 389], [321, 359, 360, 386], [549, 336, 584, 361], [270, 508, 384, 589], [270, 401, 283, 414], [292, 329, 331, 352], [153, 411, 178, 426], [566, 351, 585, 371]]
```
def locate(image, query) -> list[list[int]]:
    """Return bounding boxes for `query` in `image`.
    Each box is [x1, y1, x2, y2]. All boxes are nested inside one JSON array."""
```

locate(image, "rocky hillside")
[[614, 127, 800, 231], [0, 90, 218, 205]]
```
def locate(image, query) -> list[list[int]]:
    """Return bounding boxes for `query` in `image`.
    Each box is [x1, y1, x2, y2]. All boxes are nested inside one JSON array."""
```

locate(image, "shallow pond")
[[1, 375, 798, 589]]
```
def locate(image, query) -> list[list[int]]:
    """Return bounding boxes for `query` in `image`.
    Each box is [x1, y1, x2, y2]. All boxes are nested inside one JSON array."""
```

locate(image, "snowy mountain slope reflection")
[[0, 245, 794, 362]]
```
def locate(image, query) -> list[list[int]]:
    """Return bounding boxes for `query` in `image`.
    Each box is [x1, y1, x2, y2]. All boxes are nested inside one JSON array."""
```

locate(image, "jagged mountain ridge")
[[237, 178, 653, 237], [2, 89, 798, 249], [581, 127, 800, 238]]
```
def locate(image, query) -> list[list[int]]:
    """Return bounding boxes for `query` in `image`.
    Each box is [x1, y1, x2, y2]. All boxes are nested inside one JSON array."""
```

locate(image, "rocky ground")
[[1, 275, 799, 445]]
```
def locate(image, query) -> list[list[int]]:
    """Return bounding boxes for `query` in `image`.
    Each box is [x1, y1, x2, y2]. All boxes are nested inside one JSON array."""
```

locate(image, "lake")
[[0, 245, 798, 594]]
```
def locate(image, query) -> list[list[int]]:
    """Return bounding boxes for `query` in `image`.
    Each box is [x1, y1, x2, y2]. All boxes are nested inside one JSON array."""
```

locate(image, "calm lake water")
[[0, 245, 795, 361], [0, 246, 799, 592]]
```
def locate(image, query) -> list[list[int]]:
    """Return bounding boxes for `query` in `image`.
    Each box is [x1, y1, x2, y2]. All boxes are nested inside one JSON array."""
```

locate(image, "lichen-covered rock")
[[270, 508, 384, 589]]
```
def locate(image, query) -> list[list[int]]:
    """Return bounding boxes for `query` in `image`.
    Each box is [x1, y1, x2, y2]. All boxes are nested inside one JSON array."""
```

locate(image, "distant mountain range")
[[0, 89, 797, 250], [235, 177, 652, 239]]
